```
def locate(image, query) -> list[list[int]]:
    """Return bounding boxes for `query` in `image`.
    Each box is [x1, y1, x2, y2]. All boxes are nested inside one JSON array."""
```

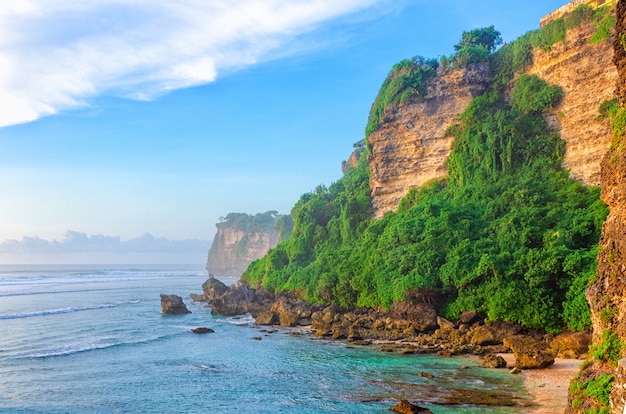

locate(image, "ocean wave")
[[214, 314, 255, 326], [11, 332, 180, 360], [0, 299, 142, 320]]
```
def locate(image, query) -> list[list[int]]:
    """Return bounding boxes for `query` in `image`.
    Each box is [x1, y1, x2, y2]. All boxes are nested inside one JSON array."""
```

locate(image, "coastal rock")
[[550, 331, 591, 358], [202, 277, 274, 316], [160, 294, 191, 314], [437, 316, 455, 331], [503, 335, 556, 369], [189, 293, 205, 302], [190, 327, 215, 334], [482, 354, 507, 369], [389, 302, 438, 332], [470, 321, 522, 346], [459, 310, 482, 325], [390, 400, 433, 414]]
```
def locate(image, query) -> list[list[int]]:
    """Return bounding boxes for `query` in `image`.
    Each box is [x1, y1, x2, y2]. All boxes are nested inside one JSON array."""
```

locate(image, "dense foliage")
[[243, 10, 612, 333], [440, 26, 503, 69]]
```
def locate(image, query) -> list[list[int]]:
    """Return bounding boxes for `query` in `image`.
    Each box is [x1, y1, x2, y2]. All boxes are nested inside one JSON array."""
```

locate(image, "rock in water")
[[160, 294, 191, 314], [190, 327, 214, 334], [390, 400, 433, 414]]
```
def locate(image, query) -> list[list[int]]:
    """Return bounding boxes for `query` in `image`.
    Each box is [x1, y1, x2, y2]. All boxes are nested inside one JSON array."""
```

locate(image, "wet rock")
[[550, 330, 591, 358], [419, 371, 435, 378], [202, 277, 274, 316], [160, 294, 191, 314], [482, 354, 507, 368], [252, 336, 262, 340], [390, 400, 433, 414], [189, 293, 205, 302], [470, 321, 522, 346], [503, 335, 556, 369], [190, 327, 214, 334]]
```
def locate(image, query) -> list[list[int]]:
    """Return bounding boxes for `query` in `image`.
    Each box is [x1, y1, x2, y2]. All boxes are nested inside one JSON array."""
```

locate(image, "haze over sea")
[[0, 264, 532, 413]]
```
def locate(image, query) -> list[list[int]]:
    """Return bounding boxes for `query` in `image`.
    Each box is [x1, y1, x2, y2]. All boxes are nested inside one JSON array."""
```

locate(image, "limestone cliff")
[[368, 62, 492, 218], [572, 1, 626, 412], [528, 19, 618, 185], [369, 21, 617, 217], [206, 211, 293, 277]]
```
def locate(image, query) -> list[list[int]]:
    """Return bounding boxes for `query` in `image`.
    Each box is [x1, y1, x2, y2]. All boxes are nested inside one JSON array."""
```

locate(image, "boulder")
[[190, 327, 214, 334], [550, 331, 591, 358], [503, 335, 556, 369], [482, 354, 507, 368], [255, 310, 279, 325], [202, 277, 274, 316], [390, 400, 433, 414], [459, 310, 482, 325], [389, 302, 438, 332], [470, 321, 522, 346], [437, 316, 455, 331], [160, 294, 191, 314]]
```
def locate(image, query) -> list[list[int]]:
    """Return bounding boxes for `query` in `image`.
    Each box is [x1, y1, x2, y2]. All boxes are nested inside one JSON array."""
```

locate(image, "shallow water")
[[0, 265, 530, 413]]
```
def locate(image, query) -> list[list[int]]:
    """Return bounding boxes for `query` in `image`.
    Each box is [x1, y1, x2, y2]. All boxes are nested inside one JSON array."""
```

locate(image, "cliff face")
[[206, 212, 291, 277], [579, 2, 626, 412], [207, 227, 279, 277], [528, 20, 618, 185], [368, 62, 491, 218], [369, 22, 616, 217]]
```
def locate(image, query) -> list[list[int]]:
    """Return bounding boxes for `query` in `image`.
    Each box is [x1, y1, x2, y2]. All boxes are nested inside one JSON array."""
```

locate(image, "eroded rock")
[[160, 294, 191, 314]]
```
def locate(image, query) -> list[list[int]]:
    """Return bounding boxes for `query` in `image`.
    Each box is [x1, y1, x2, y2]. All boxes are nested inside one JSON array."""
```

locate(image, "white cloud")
[[0, 0, 387, 127]]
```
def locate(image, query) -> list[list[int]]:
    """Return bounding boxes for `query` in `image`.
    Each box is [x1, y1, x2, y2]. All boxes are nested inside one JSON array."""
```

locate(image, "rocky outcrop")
[[160, 294, 191, 314], [368, 62, 492, 218], [550, 331, 592, 358], [206, 211, 292, 277], [503, 335, 556, 369], [390, 400, 433, 414], [201, 277, 274, 316], [528, 19, 618, 185]]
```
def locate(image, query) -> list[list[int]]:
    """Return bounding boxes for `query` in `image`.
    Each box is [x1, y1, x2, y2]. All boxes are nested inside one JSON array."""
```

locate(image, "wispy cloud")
[[0, 0, 387, 127]]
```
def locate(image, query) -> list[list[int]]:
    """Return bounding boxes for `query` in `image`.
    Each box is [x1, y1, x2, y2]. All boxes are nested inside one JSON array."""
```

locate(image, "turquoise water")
[[0, 265, 530, 413]]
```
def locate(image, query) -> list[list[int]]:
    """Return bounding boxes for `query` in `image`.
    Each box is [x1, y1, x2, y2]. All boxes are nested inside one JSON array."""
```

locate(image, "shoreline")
[[499, 353, 581, 413]]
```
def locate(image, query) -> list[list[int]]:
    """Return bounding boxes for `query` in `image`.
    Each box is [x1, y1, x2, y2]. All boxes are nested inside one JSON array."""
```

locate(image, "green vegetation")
[[591, 329, 624, 366], [365, 56, 439, 138], [570, 373, 614, 413], [243, 71, 606, 332], [440, 26, 502, 69], [243, 11, 612, 333]]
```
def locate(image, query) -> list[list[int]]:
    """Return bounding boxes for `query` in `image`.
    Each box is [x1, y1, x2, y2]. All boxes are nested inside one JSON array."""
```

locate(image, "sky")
[[0, 0, 568, 264]]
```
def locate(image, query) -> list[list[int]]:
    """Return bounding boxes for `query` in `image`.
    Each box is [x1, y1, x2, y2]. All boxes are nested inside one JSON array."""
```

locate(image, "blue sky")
[[0, 0, 567, 263]]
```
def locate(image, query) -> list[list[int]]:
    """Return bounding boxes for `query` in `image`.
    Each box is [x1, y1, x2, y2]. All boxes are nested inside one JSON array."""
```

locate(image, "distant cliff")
[[206, 211, 293, 277], [369, 18, 616, 217]]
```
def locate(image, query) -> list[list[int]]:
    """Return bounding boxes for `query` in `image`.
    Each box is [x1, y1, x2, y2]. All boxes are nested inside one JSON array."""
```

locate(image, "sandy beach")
[[499, 354, 582, 413]]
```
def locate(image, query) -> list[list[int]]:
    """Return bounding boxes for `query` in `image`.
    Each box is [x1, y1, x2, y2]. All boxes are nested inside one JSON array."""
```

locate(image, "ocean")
[[0, 265, 531, 413]]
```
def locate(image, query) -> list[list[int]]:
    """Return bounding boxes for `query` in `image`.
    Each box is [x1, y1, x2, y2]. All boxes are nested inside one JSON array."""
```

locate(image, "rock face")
[[574, 2, 626, 412], [206, 211, 292, 277], [527, 20, 618, 185], [368, 62, 492, 218], [368, 22, 617, 217], [160, 294, 191, 314]]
